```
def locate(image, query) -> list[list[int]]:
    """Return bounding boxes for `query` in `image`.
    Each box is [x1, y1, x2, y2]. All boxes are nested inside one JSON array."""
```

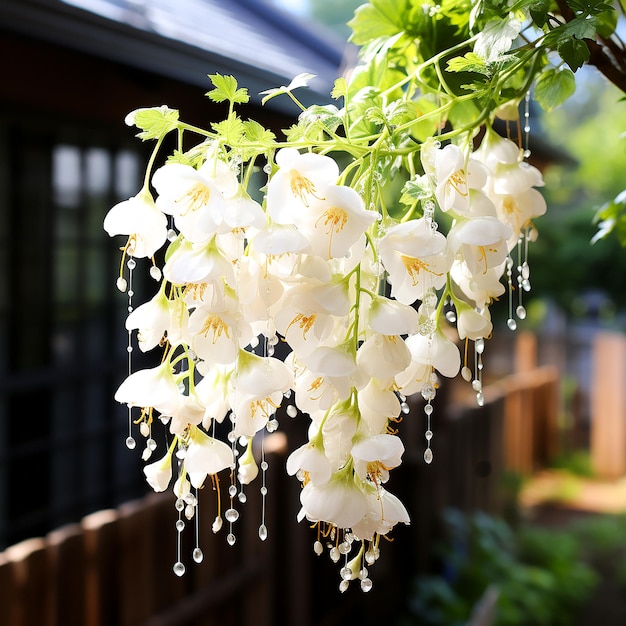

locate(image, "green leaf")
[[299, 105, 343, 134], [400, 174, 433, 205], [563, 15, 598, 40], [534, 67, 576, 111], [126, 106, 179, 141], [206, 74, 249, 105], [331, 77, 348, 101], [557, 37, 590, 72], [447, 52, 490, 75], [528, 0, 552, 27], [210, 112, 246, 145], [243, 120, 276, 146], [348, 0, 408, 46]]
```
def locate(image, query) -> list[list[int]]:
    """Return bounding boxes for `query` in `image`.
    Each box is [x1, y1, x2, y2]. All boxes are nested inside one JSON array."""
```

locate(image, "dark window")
[[0, 114, 153, 548]]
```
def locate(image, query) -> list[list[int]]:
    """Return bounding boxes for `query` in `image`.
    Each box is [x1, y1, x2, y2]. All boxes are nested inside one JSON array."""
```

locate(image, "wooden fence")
[[0, 363, 560, 626]]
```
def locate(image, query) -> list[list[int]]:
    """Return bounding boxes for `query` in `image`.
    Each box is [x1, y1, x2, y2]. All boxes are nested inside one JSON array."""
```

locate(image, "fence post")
[[4, 537, 51, 626], [82, 508, 120, 626], [591, 332, 626, 478]]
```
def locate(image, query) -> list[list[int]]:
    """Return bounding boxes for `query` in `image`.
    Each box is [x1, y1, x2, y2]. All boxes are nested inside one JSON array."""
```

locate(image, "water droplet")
[[330, 547, 340, 563], [184, 493, 197, 505], [424, 403, 433, 416], [141, 448, 152, 461], [461, 366, 472, 382], [176, 519, 185, 532], [150, 265, 162, 281], [116, 277, 127, 292], [521, 262, 530, 280], [147, 438, 157, 451], [475, 338, 485, 354], [421, 384, 436, 401], [424, 448, 433, 464], [401, 402, 410, 414], [313, 541, 324, 556], [127, 290, 134, 297], [340, 566, 352, 581], [125, 436, 136, 450], [286, 404, 298, 418], [258, 524, 268, 541], [267, 345, 275, 356], [225, 508, 239, 523], [360, 577, 373, 592], [338, 541, 351, 555], [339, 579, 350, 593], [175, 499, 185, 512], [261, 461, 269, 471], [472, 379, 482, 392], [228, 485, 237, 497], [266, 419, 278, 433], [126, 345, 133, 354], [445, 310, 456, 323], [263, 164, 272, 174], [173, 561, 185, 577], [522, 279, 531, 292], [365, 550, 376, 565], [516, 305, 527, 320], [167, 229, 177, 241], [227, 533, 236, 546], [237, 491, 247, 504], [192, 548, 204, 563], [425, 430, 433, 441], [476, 392, 485, 407], [260, 486, 267, 496], [127, 258, 136, 270], [507, 318, 517, 331], [184, 505, 195, 520]]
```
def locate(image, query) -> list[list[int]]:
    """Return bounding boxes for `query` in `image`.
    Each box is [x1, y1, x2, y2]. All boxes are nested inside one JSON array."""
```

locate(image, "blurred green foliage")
[[399, 508, 599, 626]]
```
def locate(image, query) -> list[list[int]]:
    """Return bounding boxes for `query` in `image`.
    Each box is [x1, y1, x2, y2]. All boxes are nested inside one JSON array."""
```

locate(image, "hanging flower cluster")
[[105, 84, 545, 589], [100, 0, 622, 590]]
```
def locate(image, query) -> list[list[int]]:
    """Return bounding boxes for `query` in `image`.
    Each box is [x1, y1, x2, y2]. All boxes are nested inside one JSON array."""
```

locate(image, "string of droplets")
[[419, 200, 438, 464]]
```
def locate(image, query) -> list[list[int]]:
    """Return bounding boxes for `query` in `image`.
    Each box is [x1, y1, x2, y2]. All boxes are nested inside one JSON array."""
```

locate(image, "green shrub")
[[400, 509, 598, 626]]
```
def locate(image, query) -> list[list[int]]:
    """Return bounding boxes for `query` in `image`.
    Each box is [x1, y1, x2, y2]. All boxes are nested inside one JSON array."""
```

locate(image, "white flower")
[[356, 333, 412, 383], [125, 285, 172, 351], [163, 236, 235, 287], [143, 450, 173, 492], [286, 440, 332, 485], [299, 184, 377, 260], [103, 192, 167, 258], [194, 363, 233, 429], [379, 218, 451, 305], [230, 351, 293, 438], [366, 295, 419, 336], [357, 380, 401, 436], [299, 472, 370, 530], [450, 259, 505, 309], [448, 216, 513, 277], [351, 434, 405, 484], [433, 143, 487, 214], [152, 162, 229, 243], [183, 426, 234, 488], [455, 303, 493, 341], [266, 148, 339, 224], [396, 331, 460, 395], [351, 488, 410, 542], [274, 281, 350, 357], [114, 362, 181, 415]]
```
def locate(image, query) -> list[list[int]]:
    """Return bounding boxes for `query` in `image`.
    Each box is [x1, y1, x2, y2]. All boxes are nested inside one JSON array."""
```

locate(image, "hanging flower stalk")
[[104, 0, 621, 591]]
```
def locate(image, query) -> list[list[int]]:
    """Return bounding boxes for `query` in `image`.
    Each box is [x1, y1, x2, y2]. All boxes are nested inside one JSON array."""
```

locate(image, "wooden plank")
[[82, 508, 119, 626], [591, 332, 626, 478], [47, 523, 86, 626], [4, 537, 51, 626], [0, 550, 18, 626]]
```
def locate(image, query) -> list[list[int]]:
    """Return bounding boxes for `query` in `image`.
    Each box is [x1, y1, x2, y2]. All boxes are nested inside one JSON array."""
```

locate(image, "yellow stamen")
[[286, 313, 316, 339], [290, 170, 320, 206], [447, 169, 468, 197], [401, 255, 444, 285], [316, 206, 348, 256], [201, 315, 230, 342], [179, 183, 211, 215]]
